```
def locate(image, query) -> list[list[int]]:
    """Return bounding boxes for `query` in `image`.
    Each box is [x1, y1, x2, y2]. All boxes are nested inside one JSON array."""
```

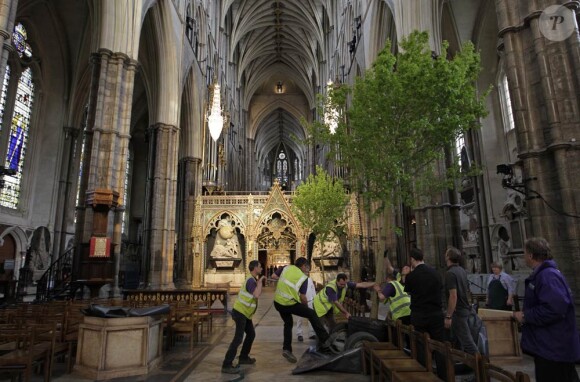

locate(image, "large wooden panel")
[[478, 309, 521, 359]]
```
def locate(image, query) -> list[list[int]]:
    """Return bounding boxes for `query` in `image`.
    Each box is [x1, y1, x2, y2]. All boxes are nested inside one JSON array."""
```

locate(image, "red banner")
[[89, 237, 110, 258]]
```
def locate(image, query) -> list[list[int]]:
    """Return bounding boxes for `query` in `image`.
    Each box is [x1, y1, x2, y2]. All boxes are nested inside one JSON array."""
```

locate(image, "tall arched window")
[[0, 23, 36, 209], [498, 65, 516, 133], [275, 149, 288, 187]]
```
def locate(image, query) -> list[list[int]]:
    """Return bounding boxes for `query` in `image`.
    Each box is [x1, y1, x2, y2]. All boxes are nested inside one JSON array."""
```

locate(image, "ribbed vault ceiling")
[[255, 108, 306, 168], [225, 0, 325, 105], [224, 1, 326, 184]]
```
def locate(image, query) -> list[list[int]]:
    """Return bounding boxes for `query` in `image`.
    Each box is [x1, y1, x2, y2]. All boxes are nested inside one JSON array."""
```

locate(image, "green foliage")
[[291, 166, 350, 243], [305, 31, 488, 211]]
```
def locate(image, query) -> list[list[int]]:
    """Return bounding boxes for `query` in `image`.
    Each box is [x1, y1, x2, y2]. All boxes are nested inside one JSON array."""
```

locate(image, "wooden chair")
[[391, 332, 447, 382], [0, 328, 51, 382], [169, 305, 201, 350], [368, 320, 411, 380], [193, 303, 213, 341], [361, 318, 398, 375], [32, 321, 73, 378], [481, 359, 530, 382], [378, 324, 426, 382], [447, 346, 483, 382]]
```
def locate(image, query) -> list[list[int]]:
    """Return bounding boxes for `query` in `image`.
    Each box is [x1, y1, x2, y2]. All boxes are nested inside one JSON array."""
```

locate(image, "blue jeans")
[[451, 311, 479, 355], [223, 309, 255, 367]]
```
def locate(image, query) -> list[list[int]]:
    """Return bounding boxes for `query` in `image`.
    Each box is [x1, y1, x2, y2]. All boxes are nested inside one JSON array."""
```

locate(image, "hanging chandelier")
[[207, 81, 223, 141]]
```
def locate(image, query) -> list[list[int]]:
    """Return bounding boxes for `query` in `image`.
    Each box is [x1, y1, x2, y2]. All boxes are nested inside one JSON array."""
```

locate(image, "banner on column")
[[89, 237, 111, 258]]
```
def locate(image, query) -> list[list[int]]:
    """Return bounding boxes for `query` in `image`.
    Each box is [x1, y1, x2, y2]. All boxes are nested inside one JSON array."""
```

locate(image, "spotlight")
[[496, 164, 513, 176]]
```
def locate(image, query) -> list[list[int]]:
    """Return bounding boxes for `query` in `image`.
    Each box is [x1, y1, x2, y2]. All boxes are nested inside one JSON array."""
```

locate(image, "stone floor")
[[6, 286, 574, 382]]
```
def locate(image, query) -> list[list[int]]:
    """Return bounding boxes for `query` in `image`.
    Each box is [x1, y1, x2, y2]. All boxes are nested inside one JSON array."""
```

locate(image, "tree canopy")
[[308, 31, 487, 211], [291, 166, 350, 244]]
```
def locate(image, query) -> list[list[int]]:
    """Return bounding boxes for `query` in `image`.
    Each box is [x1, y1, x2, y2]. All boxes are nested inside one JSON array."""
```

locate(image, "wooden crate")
[[478, 308, 521, 359]]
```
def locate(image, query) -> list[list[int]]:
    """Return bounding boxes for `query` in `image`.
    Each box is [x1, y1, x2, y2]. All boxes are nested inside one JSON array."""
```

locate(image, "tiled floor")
[[10, 286, 577, 382]]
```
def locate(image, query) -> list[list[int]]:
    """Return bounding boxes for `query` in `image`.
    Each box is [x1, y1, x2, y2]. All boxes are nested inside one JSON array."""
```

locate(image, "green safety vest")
[[274, 265, 307, 306], [233, 276, 258, 319], [384, 280, 411, 321], [314, 279, 347, 317]]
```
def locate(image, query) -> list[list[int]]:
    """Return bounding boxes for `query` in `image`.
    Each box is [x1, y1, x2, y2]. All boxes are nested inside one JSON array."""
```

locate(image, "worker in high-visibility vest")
[[272, 257, 330, 363], [375, 272, 412, 325], [222, 260, 265, 374], [313, 273, 376, 331]]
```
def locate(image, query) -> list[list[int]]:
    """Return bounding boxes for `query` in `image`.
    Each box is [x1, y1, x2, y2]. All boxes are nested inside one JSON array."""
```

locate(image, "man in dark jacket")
[[513, 238, 580, 382], [404, 247, 447, 380]]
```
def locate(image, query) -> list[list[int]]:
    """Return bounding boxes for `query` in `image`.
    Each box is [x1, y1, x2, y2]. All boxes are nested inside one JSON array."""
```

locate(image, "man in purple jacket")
[[513, 238, 580, 382]]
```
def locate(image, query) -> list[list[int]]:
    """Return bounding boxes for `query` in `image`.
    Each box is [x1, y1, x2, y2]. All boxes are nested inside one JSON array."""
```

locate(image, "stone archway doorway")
[[257, 212, 296, 276]]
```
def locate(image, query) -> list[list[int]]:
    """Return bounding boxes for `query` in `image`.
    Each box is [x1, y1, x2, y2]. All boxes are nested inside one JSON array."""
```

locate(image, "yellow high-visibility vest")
[[233, 276, 258, 319], [314, 279, 347, 317], [274, 265, 307, 306]]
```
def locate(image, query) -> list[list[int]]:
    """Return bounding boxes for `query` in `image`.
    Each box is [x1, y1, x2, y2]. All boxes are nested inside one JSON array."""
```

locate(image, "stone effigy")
[[312, 232, 342, 258]]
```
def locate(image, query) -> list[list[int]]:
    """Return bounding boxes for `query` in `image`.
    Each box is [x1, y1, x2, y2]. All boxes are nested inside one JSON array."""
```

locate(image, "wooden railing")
[[122, 289, 229, 312]]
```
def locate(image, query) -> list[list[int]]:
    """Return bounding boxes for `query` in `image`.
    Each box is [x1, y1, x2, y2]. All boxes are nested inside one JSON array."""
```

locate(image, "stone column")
[[0, 0, 17, 88], [192, 198, 203, 288], [52, 126, 80, 261], [496, 0, 580, 302], [246, 137, 255, 188], [176, 156, 201, 288], [146, 123, 179, 289], [74, 50, 136, 297], [391, 0, 445, 52]]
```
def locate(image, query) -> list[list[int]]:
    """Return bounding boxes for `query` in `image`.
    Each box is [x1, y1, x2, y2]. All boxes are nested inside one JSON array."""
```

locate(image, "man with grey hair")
[[444, 246, 479, 354], [513, 238, 580, 382]]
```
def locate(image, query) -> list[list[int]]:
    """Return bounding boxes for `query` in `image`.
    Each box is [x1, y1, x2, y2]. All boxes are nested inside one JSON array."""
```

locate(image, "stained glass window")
[[276, 150, 288, 184], [0, 23, 35, 209], [13, 23, 32, 58]]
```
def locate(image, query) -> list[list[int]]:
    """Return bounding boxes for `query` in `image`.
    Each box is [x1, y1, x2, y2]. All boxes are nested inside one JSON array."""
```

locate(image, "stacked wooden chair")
[[362, 317, 532, 382]]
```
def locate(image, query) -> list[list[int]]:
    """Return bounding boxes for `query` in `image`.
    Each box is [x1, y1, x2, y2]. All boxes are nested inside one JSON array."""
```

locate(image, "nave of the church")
[[0, 0, 579, 380]]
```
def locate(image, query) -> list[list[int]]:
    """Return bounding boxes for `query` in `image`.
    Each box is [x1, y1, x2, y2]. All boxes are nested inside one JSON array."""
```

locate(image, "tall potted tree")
[[306, 31, 487, 303], [292, 166, 350, 284]]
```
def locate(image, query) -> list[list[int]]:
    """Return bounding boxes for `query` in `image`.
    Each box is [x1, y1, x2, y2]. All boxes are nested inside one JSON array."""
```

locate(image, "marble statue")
[[210, 219, 242, 258], [312, 232, 342, 258]]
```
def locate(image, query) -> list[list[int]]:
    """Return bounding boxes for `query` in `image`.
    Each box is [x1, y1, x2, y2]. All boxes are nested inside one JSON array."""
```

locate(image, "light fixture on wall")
[[207, 80, 223, 141], [324, 79, 339, 134], [276, 81, 283, 94]]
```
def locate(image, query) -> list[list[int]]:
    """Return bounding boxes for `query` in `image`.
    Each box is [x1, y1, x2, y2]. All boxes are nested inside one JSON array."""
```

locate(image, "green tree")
[[309, 31, 487, 211], [292, 166, 349, 282]]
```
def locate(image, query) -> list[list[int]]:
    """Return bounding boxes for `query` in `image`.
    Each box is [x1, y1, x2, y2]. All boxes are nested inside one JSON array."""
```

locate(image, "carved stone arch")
[[255, 209, 298, 251], [204, 211, 246, 237], [204, 211, 246, 271]]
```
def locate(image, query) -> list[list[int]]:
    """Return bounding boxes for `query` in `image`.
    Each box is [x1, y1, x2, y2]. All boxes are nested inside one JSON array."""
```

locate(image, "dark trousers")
[[411, 311, 448, 380], [223, 309, 255, 367], [274, 301, 329, 352], [535, 356, 580, 382], [321, 310, 337, 332]]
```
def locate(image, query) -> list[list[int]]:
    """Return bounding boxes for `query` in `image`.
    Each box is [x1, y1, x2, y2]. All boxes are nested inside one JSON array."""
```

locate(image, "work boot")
[[282, 350, 297, 363], [221, 364, 240, 374], [238, 356, 256, 365]]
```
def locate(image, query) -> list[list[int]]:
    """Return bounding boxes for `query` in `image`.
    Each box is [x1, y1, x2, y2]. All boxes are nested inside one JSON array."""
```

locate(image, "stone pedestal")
[[74, 316, 163, 380], [313, 256, 343, 269], [209, 257, 243, 269]]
